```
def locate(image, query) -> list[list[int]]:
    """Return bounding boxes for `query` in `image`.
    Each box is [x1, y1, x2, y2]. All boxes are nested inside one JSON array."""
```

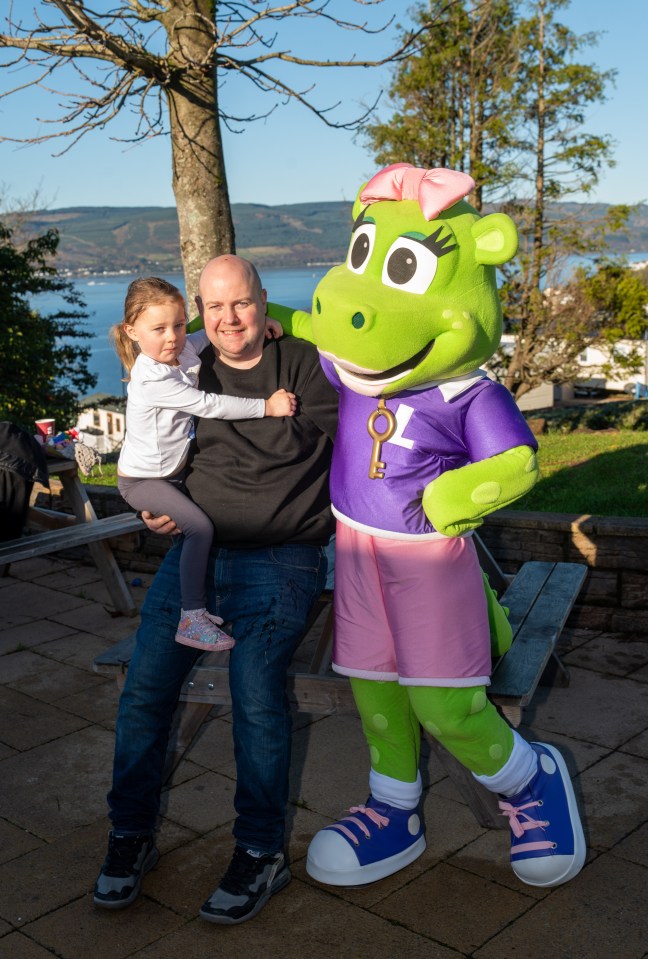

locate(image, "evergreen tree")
[[495, 0, 617, 397], [0, 223, 96, 431], [364, 0, 522, 209]]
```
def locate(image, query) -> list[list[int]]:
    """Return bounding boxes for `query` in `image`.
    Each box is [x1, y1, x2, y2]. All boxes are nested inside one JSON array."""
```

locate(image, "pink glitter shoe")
[[175, 608, 235, 651]]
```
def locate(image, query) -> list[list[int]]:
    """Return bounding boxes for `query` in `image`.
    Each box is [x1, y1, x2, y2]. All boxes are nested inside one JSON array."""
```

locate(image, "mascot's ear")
[[471, 212, 518, 266], [352, 183, 370, 222]]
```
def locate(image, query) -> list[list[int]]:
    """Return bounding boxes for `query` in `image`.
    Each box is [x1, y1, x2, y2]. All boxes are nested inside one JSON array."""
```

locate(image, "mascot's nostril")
[[315, 298, 322, 314], [352, 312, 365, 329]]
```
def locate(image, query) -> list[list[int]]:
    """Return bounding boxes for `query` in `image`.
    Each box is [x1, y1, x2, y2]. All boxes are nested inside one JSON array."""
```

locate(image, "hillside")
[[22, 200, 648, 275]]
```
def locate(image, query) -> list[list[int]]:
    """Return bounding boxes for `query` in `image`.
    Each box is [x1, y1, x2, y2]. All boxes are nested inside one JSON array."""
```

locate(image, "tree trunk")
[[163, 1, 235, 303]]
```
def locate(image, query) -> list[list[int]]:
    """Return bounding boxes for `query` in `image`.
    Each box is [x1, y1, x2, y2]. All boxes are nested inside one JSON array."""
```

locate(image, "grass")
[[511, 430, 648, 517], [80, 403, 648, 519]]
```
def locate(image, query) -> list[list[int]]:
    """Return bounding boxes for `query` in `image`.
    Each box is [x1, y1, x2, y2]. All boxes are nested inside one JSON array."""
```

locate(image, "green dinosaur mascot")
[[269, 163, 585, 889]]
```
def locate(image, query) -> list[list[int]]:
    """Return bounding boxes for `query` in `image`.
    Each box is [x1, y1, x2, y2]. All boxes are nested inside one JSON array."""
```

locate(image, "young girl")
[[111, 276, 296, 651]]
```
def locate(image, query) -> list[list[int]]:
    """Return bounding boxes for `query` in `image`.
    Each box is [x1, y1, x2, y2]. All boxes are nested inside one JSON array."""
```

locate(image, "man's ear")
[[472, 213, 518, 265], [195, 294, 204, 316]]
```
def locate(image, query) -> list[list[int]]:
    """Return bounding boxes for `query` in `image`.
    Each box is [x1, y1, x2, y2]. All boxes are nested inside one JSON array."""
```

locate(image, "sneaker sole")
[[198, 867, 291, 925], [307, 834, 426, 887], [175, 635, 235, 651], [512, 743, 586, 888], [93, 846, 160, 910]]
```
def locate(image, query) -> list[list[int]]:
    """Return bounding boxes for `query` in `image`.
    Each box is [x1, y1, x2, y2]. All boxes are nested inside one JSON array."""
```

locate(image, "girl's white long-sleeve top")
[[118, 330, 265, 478]]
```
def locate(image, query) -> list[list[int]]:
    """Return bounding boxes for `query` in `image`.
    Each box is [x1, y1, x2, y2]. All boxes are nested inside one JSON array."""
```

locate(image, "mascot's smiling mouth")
[[324, 340, 435, 382]]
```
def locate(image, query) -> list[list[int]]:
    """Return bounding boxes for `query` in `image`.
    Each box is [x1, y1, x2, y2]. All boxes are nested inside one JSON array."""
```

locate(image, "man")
[[94, 255, 337, 923]]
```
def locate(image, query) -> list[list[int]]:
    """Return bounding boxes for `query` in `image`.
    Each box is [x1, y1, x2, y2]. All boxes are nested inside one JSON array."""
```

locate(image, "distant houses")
[[75, 394, 126, 453]]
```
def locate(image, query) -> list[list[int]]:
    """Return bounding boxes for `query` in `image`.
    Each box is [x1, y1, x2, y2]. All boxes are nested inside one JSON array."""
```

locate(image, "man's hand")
[[141, 510, 182, 535]]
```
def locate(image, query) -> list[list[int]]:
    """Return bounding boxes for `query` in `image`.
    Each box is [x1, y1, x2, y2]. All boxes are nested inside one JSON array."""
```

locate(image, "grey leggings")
[[118, 473, 214, 611]]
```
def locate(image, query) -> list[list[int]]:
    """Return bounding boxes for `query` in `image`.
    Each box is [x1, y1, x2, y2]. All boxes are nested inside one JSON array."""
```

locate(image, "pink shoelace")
[[498, 799, 556, 854], [327, 805, 390, 847]]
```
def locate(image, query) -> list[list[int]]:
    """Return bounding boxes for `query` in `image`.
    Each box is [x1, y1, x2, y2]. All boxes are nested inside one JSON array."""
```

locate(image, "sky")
[[0, 0, 646, 210]]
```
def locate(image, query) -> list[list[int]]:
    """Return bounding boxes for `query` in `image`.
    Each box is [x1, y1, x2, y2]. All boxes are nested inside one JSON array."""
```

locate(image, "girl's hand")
[[265, 388, 298, 417], [264, 317, 284, 339]]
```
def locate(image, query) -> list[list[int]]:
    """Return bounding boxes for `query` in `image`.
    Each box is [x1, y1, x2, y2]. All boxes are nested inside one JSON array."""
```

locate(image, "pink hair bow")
[[359, 163, 475, 221]]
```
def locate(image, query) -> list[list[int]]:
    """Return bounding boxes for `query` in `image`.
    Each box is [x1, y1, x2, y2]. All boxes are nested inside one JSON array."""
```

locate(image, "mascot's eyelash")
[[421, 227, 457, 257], [352, 208, 373, 231], [352, 210, 456, 258]]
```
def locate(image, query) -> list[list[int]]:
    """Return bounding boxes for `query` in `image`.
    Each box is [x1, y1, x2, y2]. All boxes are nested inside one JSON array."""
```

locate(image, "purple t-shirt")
[[320, 357, 537, 538]]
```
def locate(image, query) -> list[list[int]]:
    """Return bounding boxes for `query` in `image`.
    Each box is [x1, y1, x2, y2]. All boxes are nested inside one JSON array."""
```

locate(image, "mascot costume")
[[269, 163, 585, 890]]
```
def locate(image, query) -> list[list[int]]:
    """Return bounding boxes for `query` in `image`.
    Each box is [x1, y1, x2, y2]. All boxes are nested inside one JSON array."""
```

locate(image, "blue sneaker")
[[499, 742, 586, 887], [306, 796, 426, 886]]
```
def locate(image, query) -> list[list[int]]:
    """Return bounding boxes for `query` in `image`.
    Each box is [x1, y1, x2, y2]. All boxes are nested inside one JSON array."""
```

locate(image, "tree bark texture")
[[162, 1, 235, 303]]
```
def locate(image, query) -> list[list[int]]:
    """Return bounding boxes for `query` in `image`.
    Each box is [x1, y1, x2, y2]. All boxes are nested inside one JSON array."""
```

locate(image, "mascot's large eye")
[[381, 237, 439, 294], [347, 223, 376, 274]]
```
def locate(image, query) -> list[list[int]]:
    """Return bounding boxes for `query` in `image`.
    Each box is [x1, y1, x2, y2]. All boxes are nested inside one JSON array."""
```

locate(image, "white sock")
[[472, 730, 538, 796], [369, 768, 422, 810]]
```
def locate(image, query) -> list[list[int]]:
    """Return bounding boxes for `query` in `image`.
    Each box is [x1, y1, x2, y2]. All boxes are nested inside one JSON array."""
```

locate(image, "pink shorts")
[[332, 522, 491, 686]]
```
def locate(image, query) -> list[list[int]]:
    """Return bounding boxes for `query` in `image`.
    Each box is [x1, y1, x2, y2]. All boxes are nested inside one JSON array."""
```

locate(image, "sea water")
[[32, 266, 329, 398], [32, 253, 648, 399]]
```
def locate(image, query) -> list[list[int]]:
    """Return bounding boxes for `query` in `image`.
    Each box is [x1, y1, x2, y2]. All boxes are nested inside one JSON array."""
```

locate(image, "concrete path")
[[1, 554, 647, 959]]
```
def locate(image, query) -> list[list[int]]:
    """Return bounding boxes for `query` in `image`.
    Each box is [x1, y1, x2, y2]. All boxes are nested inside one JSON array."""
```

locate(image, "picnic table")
[[0, 456, 143, 616]]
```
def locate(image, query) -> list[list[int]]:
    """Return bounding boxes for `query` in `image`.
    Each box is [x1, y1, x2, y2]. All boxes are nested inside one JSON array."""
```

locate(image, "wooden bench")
[[1, 506, 144, 617], [0, 512, 144, 566], [93, 541, 587, 826]]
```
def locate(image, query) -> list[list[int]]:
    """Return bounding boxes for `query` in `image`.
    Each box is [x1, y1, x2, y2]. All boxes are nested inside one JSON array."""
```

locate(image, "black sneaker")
[[199, 846, 291, 924], [93, 831, 159, 909]]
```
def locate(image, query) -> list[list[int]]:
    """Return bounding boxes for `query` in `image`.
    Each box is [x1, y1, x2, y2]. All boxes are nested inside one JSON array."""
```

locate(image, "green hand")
[[422, 445, 539, 537], [266, 302, 315, 342]]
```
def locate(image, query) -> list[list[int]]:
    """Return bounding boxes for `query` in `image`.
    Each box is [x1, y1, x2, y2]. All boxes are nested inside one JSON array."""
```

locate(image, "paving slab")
[[620, 726, 648, 759], [0, 820, 108, 926], [25, 893, 186, 959], [474, 854, 648, 959], [0, 618, 76, 656], [129, 881, 463, 959], [55, 679, 120, 729], [373, 860, 534, 954], [0, 932, 61, 959], [0, 686, 88, 751], [577, 750, 648, 850], [610, 820, 648, 869], [2, 650, 106, 704], [0, 580, 90, 629], [0, 726, 115, 840], [48, 603, 140, 641], [563, 631, 648, 676], [33, 631, 117, 670], [524, 665, 648, 748], [161, 769, 238, 835], [0, 820, 45, 866]]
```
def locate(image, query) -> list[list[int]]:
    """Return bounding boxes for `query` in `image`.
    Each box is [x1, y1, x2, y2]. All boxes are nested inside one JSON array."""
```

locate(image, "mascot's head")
[[311, 163, 518, 397]]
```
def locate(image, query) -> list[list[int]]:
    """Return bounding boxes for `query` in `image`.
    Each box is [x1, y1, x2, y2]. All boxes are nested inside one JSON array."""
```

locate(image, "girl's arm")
[[141, 370, 296, 420], [141, 369, 266, 420]]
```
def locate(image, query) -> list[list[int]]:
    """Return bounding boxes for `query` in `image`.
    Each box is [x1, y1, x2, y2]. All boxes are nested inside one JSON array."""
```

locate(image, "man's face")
[[197, 258, 267, 368]]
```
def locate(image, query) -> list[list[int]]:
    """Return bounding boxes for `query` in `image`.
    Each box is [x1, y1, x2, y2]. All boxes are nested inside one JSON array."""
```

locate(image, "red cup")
[[35, 418, 56, 440]]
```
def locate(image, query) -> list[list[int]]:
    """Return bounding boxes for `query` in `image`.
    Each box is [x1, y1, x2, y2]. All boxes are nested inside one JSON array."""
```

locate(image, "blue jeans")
[[108, 538, 328, 853]]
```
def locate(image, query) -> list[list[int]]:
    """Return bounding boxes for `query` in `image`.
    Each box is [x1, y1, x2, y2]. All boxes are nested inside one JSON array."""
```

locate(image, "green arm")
[[266, 301, 315, 343], [186, 314, 204, 333], [422, 445, 539, 538]]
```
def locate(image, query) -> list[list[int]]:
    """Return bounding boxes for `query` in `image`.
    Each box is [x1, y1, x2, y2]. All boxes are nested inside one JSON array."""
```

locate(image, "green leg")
[[407, 685, 513, 777], [350, 677, 421, 782]]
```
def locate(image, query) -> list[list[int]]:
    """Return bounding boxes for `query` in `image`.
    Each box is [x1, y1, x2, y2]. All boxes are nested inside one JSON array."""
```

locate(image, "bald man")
[[95, 256, 337, 924]]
